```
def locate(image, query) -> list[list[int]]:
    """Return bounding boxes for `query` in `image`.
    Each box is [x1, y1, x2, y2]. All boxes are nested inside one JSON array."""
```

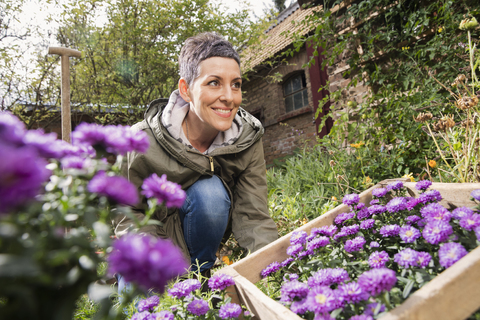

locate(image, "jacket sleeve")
[[231, 139, 278, 253]]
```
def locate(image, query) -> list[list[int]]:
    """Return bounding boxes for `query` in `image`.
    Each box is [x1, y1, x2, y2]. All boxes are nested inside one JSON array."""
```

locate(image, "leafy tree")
[[273, 0, 287, 13]]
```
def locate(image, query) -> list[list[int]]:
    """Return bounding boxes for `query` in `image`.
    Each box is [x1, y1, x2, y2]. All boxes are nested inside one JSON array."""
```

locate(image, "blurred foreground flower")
[[88, 171, 139, 206], [108, 233, 188, 292], [141, 173, 186, 208]]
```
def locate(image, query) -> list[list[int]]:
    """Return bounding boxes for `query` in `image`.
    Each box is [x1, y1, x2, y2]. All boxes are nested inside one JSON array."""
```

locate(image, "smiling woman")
[[113, 32, 278, 295]]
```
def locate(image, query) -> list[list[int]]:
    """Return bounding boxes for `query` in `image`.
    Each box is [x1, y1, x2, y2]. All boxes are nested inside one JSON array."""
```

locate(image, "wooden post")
[[48, 47, 81, 143]]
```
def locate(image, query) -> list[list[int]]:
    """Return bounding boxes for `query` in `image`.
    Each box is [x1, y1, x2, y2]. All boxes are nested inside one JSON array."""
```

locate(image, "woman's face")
[[185, 57, 242, 134]]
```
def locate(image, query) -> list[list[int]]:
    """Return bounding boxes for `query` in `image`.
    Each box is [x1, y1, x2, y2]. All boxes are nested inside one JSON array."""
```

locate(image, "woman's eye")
[[208, 80, 219, 86], [233, 82, 242, 89]]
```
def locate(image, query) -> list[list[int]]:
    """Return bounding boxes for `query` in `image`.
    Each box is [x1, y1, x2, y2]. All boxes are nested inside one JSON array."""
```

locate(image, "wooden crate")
[[218, 180, 480, 320]]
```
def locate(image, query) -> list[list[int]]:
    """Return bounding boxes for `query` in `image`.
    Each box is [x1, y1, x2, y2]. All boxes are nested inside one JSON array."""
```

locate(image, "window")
[[283, 73, 309, 113]]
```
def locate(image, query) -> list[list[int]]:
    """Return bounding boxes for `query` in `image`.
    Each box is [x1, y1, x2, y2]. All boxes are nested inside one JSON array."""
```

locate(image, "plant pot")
[[217, 179, 480, 320]]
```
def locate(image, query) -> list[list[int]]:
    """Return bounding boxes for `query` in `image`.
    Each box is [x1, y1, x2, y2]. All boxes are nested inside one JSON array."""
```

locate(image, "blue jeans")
[[179, 175, 230, 272]]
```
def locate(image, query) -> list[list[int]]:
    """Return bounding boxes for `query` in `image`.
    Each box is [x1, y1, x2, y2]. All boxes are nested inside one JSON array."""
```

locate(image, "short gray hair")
[[179, 32, 241, 86]]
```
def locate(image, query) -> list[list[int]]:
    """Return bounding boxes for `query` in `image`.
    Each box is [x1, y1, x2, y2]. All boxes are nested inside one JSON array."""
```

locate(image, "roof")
[[241, 3, 320, 71]]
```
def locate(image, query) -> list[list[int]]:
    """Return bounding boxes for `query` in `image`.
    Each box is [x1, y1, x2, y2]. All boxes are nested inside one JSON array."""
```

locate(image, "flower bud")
[[459, 17, 478, 31]]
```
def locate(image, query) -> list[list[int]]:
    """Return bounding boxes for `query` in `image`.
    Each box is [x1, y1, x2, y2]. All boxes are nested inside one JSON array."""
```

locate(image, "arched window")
[[283, 72, 308, 112]]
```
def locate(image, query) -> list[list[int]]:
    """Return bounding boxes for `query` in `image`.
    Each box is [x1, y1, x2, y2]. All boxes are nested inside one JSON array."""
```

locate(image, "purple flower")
[[439, 242, 468, 268], [334, 211, 355, 225], [305, 286, 338, 313], [394, 248, 418, 268], [415, 251, 432, 268], [369, 241, 380, 248], [368, 251, 389, 268], [471, 189, 480, 201], [341, 224, 360, 235], [379, 224, 401, 237], [61, 155, 92, 169], [307, 236, 330, 251], [290, 299, 308, 314], [208, 273, 235, 291], [452, 207, 474, 220], [137, 295, 160, 312], [386, 197, 408, 213], [290, 231, 308, 245], [407, 198, 422, 211], [88, 171, 139, 206], [218, 302, 242, 319], [0, 143, 50, 214], [350, 316, 374, 320], [459, 213, 480, 231], [151, 311, 174, 320], [419, 190, 442, 204], [308, 268, 349, 288], [415, 180, 432, 191], [187, 298, 209, 316], [22, 129, 66, 159], [280, 257, 294, 268], [358, 268, 397, 296], [405, 215, 421, 225], [72, 122, 150, 155], [399, 225, 421, 243], [356, 202, 366, 210], [422, 220, 453, 244], [261, 261, 281, 278], [333, 231, 348, 241], [343, 193, 360, 206], [283, 273, 299, 282], [338, 282, 368, 303], [370, 199, 380, 205], [107, 233, 188, 292], [386, 180, 404, 190], [130, 311, 153, 320], [344, 236, 366, 253], [141, 173, 186, 208], [360, 219, 375, 230], [314, 313, 335, 320], [420, 203, 451, 222], [311, 225, 337, 237], [281, 280, 309, 302], [368, 204, 386, 216], [168, 279, 201, 298], [357, 207, 371, 220], [364, 302, 385, 316], [0, 111, 26, 145], [372, 188, 387, 198], [330, 268, 350, 284], [286, 243, 303, 257]]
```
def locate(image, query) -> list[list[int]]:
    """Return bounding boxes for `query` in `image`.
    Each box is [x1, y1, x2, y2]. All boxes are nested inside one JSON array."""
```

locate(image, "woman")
[[114, 32, 278, 280]]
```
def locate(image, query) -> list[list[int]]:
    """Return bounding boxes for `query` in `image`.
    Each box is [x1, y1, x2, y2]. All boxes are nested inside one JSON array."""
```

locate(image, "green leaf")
[[403, 279, 415, 298]]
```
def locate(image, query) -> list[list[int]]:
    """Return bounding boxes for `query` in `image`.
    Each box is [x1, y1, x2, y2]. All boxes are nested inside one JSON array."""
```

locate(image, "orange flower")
[[222, 256, 233, 265], [331, 196, 337, 201], [428, 160, 437, 168]]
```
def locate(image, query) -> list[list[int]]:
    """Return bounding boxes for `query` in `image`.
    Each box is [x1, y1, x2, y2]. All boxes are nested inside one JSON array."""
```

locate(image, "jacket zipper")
[[209, 156, 214, 172]]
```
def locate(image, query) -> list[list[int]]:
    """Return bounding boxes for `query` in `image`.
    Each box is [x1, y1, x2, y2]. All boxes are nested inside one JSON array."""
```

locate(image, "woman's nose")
[[219, 87, 233, 103]]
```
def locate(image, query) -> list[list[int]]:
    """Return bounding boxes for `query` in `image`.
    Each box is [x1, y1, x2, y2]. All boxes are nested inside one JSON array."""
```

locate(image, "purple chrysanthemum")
[[368, 205, 386, 216], [88, 171, 139, 206], [0, 143, 51, 214], [341, 224, 360, 235], [438, 242, 468, 268], [343, 193, 360, 206], [350, 315, 374, 320], [356, 202, 366, 210], [368, 251, 389, 268], [168, 279, 201, 298], [360, 219, 375, 230], [386, 197, 408, 213], [369, 241, 380, 248], [308, 268, 349, 288], [283, 273, 299, 282], [108, 233, 188, 292], [130, 311, 153, 320], [415, 251, 432, 268], [372, 188, 388, 198], [280, 257, 294, 268], [420, 203, 451, 222], [286, 244, 303, 257], [334, 211, 355, 225], [137, 295, 160, 312], [471, 189, 480, 201], [379, 224, 401, 237], [386, 181, 404, 191], [330, 268, 350, 284], [290, 231, 308, 245], [22, 129, 65, 159], [344, 236, 366, 253], [290, 299, 308, 314], [407, 198, 422, 211], [394, 248, 418, 268], [72, 122, 149, 155], [399, 225, 421, 243], [208, 273, 235, 291], [261, 261, 281, 278], [405, 215, 421, 225], [422, 220, 453, 245], [338, 282, 368, 303], [415, 180, 432, 191], [281, 280, 310, 302], [459, 213, 480, 231], [305, 286, 338, 313], [187, 298, 209, 316], [307, 236, 330, 251], [218, 302, 242, 319], [364, 302, 385, 316], [151, 311, 174, 320], [0, 111, 26, 146], [370, 199, 380, 205], [61, 155, 91, 169], [357, 207, 371, 220], [452, 207, 474, 220], [141, 173, 186, 208], [333, 231, 348, 241], [358, 268, 397, 296], [418, 190, 442, 204], [311, 225, 338, 237]]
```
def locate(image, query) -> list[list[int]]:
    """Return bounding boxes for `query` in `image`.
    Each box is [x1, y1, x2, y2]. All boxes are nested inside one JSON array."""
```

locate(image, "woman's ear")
[[178, 78, 191, 102]]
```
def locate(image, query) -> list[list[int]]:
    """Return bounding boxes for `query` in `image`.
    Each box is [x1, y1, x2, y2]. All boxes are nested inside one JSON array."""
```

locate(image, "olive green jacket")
[[114, 97, 278, 261]]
